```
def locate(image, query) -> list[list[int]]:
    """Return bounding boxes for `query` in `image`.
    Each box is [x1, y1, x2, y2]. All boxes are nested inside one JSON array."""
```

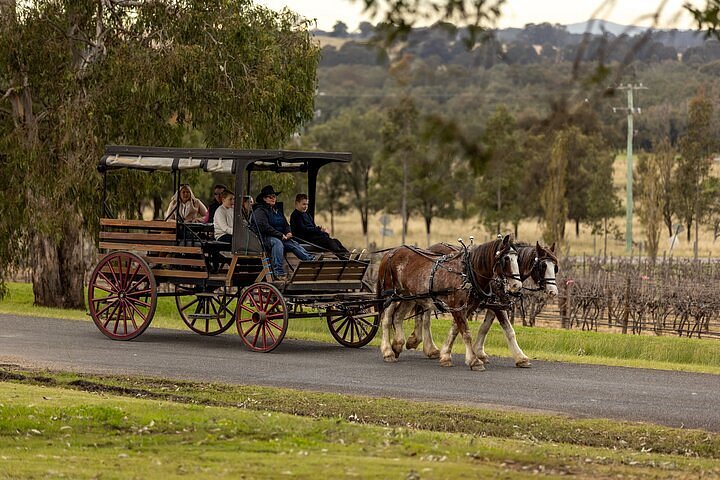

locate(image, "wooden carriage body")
[[88, 146, 378, 351]]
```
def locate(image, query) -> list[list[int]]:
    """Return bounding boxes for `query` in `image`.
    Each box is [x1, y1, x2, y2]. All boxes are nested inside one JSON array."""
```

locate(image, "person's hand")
[[286, 232, 293, 239], [320, 226, 328, 233]]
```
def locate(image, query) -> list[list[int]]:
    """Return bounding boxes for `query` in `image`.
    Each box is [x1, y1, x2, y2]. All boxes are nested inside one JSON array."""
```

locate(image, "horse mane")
[[467, 237, 504, 284], [515, 241, 559, 266]]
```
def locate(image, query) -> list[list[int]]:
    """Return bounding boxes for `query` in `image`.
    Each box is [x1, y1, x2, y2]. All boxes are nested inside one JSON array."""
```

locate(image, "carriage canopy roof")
[[100, 145, 351, 174]]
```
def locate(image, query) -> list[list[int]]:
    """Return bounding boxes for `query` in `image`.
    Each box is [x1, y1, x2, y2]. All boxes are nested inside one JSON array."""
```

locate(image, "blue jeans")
[[266, 237, 314, 276]]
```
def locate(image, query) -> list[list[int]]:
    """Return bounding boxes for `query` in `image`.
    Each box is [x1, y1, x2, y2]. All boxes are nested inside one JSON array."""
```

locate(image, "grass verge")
[[1, 366, 719, 479], [2, 282, 720, 375]]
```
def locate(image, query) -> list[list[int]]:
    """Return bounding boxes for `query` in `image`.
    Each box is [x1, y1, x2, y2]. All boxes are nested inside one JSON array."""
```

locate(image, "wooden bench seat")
[[99, 218, 206, 280], [284, 260, 369, 292]]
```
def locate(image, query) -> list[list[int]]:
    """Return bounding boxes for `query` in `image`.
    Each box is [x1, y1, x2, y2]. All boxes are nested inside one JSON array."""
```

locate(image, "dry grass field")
[[322, 155, 720, 258]]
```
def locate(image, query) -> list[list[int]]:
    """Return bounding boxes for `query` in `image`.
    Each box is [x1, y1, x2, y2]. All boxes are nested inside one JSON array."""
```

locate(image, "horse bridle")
[[493, 247, 522, 284], [529, 255, 558, 289]]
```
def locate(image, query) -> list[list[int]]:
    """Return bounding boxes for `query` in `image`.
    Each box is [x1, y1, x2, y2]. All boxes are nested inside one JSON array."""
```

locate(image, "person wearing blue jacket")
[[253, 185, 313, 281], [290, 193, 349, 259]]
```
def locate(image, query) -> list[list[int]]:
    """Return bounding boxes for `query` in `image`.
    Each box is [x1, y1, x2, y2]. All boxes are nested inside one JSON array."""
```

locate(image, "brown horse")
[[409, 241, 559, 367], [376, 234, 522, 370]]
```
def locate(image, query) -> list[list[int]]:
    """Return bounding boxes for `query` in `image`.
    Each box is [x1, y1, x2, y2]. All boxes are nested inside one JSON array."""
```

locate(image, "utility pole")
[[614, 83, 647, 254]]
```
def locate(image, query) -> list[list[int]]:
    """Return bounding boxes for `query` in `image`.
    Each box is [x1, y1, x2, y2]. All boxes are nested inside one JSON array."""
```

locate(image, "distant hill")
[[313, 18, 710, 59], [565, 19, 648, 36]]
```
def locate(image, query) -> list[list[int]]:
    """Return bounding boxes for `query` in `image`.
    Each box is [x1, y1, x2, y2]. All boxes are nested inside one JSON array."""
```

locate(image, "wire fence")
[[512, 255, 720, 339]]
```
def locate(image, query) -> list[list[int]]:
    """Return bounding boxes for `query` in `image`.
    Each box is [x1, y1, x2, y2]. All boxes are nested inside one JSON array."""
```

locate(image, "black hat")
[[259, 185, 282, 197]]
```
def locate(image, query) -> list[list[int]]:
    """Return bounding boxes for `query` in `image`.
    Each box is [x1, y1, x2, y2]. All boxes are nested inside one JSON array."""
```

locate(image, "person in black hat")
[[253, 185, 314, 280]]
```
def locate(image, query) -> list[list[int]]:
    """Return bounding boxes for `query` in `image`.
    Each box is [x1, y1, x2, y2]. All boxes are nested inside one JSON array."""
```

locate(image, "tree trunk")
[[663, 207, 673, 237], [686, 221, 692, 243], [401, 155, 407, 245], [153, 195, 163, 220], [358, 204, 369, 249], [31, 215, 86, 309], [603, 217, 608, 259], [694, 215, 699, 260], [425, 216, 431, 247], [575, 219, 580, 237], [330, 205, 335, 236]]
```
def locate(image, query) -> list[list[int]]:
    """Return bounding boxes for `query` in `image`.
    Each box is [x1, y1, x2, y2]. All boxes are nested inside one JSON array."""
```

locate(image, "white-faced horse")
[[407, 241, 559, 367], [376, 234, 522, 370]]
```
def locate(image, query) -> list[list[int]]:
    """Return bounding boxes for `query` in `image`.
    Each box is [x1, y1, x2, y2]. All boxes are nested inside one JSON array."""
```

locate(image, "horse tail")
[[376, 248, 400, 314]]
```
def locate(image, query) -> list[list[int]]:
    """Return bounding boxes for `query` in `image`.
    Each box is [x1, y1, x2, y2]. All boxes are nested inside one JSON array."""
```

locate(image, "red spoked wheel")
[[175, 285, 238, 336], [236, 282, 288, 352], [88, 251, 157, 340], [326, 306, 379, 348]]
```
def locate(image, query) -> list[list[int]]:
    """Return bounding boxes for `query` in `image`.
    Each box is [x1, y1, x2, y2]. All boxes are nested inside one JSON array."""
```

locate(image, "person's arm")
[[164, 200, 176, 221], [290, 210, 302, 236], [281, 213, 291, 235], [197, 200, 208, 219]]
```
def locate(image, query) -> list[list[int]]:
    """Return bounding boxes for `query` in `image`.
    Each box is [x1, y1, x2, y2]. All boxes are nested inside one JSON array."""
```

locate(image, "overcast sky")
[[256, 0, 699, 31]]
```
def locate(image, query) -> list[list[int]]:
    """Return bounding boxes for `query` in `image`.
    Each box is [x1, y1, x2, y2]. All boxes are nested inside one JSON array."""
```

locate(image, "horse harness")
[[382, 244, 519, 313]]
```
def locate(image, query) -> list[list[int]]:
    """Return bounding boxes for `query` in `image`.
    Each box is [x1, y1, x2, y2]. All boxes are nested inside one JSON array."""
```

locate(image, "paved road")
[[1, 314, 718, 432]]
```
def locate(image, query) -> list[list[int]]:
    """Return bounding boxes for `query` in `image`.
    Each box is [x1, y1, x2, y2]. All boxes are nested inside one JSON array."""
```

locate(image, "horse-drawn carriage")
[[89, 145, 559, 367], [88, 145, 379, 352]]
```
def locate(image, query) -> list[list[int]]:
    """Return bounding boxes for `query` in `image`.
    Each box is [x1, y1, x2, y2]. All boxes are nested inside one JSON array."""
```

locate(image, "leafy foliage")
[[0, 0, 320, 304]]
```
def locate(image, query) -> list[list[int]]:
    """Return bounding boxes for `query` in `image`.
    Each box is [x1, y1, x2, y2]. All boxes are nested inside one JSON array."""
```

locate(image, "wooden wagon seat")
[[283, 260, 369, 292]]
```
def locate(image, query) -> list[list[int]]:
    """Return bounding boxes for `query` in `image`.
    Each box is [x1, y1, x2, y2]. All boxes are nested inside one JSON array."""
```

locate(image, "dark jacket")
[[290, 210, 328, 240], [207, 199, 221, 223], [253, 201, 289, 239]]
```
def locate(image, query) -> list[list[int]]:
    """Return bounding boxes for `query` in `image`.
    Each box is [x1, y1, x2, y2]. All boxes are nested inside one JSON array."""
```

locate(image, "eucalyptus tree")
[[635, 152, 664, 261], [0, 0, 320, 306], [409, 141, 458, 246], [540, 128, 572, 245], [676, 90, 716, 257], [302, 106, 384, 247], [475, 105, 527, 237], [377, 94, 419, 243], [652, 137, 680, 237]]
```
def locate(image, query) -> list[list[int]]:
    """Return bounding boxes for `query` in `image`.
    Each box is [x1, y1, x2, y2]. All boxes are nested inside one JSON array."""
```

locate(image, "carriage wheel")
[[175, 285, 238, 336], [88, 251, 157, 340], [236, 282, 288, 352], [326, 307, 379, 348]]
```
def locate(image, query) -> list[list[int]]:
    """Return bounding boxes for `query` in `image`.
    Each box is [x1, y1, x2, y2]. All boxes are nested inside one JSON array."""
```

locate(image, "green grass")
[[1, 367, 719, 479], [2, 282, 720, 374]]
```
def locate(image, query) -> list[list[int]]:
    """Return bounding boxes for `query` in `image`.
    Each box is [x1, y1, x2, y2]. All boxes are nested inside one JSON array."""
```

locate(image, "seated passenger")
[[204, 183, 227, 223], [241, 195, 254, 222], [290, 193, 349, 259], [165, 184, 208, 223], [253, 185, 313, 281], [213, 190, 235, 243]]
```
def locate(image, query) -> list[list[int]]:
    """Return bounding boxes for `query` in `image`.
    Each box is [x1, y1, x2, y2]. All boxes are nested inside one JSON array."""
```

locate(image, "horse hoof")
[[470, 363, 486, 371], [383, 355, 398, 363], [479, 355, 490, 364], [427, 350, 440, 359], [515, 359, 532, 368], [406, 337, 420, 350], [440, 357, 453, 367]]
